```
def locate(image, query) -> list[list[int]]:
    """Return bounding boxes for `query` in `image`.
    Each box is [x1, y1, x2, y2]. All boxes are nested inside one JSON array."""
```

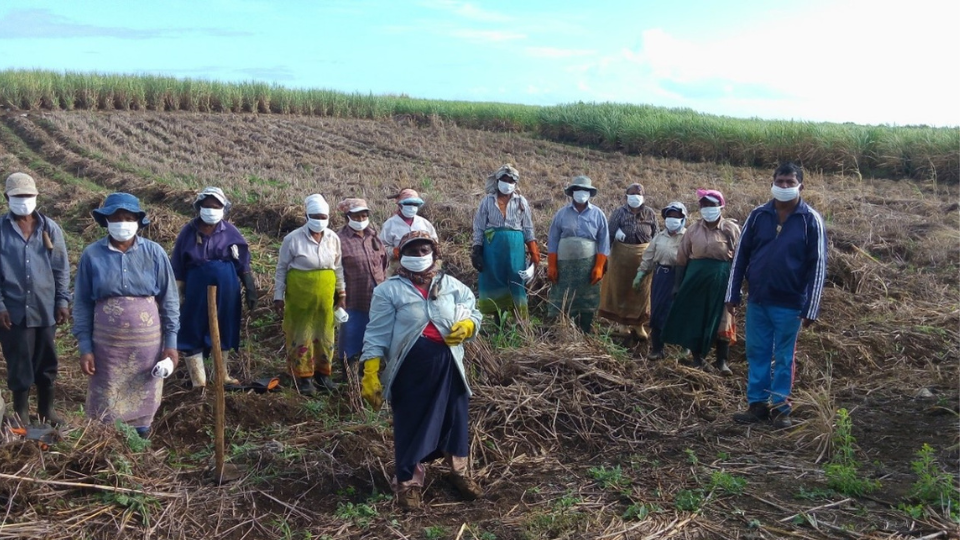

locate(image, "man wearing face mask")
[[599, 183, 659, 341], [727, 163, 827, 429], [170, 187, 256, 388], [471, 164, 539, 320], [546, 176, 610, 333], [336, 198, 387, 375], [379, 188, 438, 275], [274, 194, 345, 395], [0, 173, 71, 427], [634, 201, 688, 360]]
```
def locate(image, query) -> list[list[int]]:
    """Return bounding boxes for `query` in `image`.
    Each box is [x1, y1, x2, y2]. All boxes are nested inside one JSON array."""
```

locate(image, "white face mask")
[[626, 194, 644, 208], [665, 217, 684, 232], [307, 218, 329, 232], [8, 197, 36, 216], [107, 221, 138, 242], [199, 207, 224, 225], [572, 191, 591, 204], [400, 254, 433, 273], [700, 207, 722, 222], [771, 184, 800, 202], [348, 218, 369, 231], [498, 181, 516, 195], [400, 205, 419, 218]]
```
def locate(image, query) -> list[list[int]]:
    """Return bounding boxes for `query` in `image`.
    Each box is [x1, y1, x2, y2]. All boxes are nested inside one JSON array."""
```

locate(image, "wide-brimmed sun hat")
[[564, 175, 598, 197], [92, 192, 149, 227], [661, 201, 688, 219]]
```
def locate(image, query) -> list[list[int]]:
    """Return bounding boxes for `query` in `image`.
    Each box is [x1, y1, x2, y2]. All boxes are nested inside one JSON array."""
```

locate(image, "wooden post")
[[208, 285, 226, 483]]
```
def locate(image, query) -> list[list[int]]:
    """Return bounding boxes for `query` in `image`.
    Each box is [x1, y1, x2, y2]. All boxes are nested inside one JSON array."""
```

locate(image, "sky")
[[2, 0, 958, 127]]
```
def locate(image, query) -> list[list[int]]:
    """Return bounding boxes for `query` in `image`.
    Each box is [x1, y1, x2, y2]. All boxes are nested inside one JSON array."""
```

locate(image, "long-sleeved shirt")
[[360, 274, 482, 401], [72, 236, 179, 355], [638, 228, 686, 273], [725, 199, 827, 320], [274, 225, 344, 301], [337, 225, 387, 312], [676, 218, 741, 266], [0, 212, 71, 327], [608, 204, 659, 245], [471, 193, 535, 246], [547, 202, 611, 256], [379, 214, 438, 254], [170, 218, 251, 281]]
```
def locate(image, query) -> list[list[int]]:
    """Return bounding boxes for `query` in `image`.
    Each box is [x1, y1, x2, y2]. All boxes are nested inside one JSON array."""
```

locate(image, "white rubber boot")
[[219, 351, 240, 386], [186, 353, 206, 388]]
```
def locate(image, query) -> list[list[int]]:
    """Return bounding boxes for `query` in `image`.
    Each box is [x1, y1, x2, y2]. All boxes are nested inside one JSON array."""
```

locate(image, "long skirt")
[[478, 228, 528, 318], [338, 309, 370, 360], [178, 260, 241, 356], [663, 259, 733, 354], [283, 269, 336, 378], [86, 296, 163, 429], [391, 337, 469, 483], [548, 238, 600, 333], [649, 264, 676, 332], [598, 241, 650, 326]]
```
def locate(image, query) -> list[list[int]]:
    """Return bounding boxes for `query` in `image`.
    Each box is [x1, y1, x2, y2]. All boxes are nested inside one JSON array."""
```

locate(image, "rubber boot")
[[37, 385, 63, 427], [185, 353, 206, 388], [296, 377, 317, 396], [648, 328, 665, 360], [12, 390, 30, 428], [713, 341, 732, 376], [219, 350, 240, 386], [314, 374, 339, 392], [681, 351, 704, 369], [733, 402, 770, 424]]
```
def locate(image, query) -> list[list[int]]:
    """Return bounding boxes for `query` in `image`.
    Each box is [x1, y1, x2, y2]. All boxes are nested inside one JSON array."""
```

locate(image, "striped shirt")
[[608, 204, 659, 244], [471, 193, 535, 246]]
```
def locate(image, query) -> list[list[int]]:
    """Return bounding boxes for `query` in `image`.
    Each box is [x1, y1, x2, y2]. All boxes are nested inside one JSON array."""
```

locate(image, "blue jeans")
[[745, 303, 802, 411]]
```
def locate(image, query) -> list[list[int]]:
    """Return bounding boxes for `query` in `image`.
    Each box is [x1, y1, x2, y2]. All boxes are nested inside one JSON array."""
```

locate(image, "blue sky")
[[2, 0, 958, 126]]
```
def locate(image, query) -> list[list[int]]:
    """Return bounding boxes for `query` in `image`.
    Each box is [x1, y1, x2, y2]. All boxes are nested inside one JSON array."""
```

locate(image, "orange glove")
[[590, 254, 608, 285], [526, 241, 541, 266], [392, 247, 400, 260], [547, 253, 559, 283]]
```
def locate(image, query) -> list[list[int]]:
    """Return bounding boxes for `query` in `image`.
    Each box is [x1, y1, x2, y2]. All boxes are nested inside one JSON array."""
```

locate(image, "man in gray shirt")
[[0, 173, 71, 427]]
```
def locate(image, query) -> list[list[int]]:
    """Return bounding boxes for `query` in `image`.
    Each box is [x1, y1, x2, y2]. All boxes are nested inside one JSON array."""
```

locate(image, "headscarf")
[[394, 188, 424, 206], [695, 188, 725, 207], [626, 183, 645, 195], [486, 164, 520, 194], [395, 230, 441, 287], [305, 194, 329, 215]]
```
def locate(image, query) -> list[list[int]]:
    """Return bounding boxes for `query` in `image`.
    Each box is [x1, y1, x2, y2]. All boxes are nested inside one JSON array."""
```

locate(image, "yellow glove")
[[360, 358, 383, 411], [444, 319, 476, 346]]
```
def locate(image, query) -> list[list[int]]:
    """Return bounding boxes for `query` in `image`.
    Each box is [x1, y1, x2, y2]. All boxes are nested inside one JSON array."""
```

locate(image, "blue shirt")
[[547, 202, 611, 255], [0, 212, 71, 327], [72, 236, 180, 355]]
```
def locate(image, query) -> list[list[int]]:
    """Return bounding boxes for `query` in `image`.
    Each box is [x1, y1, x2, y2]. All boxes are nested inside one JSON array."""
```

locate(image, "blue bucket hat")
[[92, 192, 149, 227]]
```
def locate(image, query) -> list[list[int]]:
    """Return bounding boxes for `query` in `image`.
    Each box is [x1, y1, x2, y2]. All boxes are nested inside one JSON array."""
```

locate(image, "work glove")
[[361, 358, 383, 411], [444, 319, 476, 346], [470, 245, 484, 272], [615, 228, 626, 242], [526, 240, 541, 267], [241, 273, 258, 312], [518, 263, 535, 283], [590, 254, 608, 285], [632, 270, 647, 290], [547, 253, 559, 283]]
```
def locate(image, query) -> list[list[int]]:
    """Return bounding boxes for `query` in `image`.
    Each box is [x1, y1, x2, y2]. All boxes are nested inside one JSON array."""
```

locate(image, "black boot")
[[713, 341, 732, 376], [681, 351, 704, 369], [37, 385, 64, 427], [314, 374, 339, 392], [733, 402, 769, 424], [12, 390, 30, 427], [648, 328, 665, 360], [296, 377, 317, 396]]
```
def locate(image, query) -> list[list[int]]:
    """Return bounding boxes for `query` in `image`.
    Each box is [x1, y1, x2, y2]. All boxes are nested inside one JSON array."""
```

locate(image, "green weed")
[[824, 409, 881, 496], [588, 465, 630, 490], [622, 503, 660, 521], [424, 525, 447, 539], [708, 470, 747, 495], [114, 419, 150, 452], [674, 489, 704, 512], [902, 443, 959, 520], [334, 501, 378, 528]]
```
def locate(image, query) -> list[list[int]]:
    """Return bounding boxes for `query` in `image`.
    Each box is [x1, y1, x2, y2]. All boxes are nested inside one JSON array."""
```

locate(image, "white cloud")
[[525, 47, 595, 59], [419, 0, 512, 23], [448, 28, 525, 42]]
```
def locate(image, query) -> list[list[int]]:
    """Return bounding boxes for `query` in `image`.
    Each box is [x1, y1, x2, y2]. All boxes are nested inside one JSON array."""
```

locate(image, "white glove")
[[152, 357, 174, 379], [334, 307, 350, 324], [518, 263, 535, 283], [615, 228, 626, 242]]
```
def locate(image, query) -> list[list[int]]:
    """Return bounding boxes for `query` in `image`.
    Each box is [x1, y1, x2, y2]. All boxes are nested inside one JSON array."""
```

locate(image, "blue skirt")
[[178, 260, 241, 355], [391, 337, 469, 483], [478, 228, 527, 316], [338, 309, 370, 360], [650, 264, 676, 332]]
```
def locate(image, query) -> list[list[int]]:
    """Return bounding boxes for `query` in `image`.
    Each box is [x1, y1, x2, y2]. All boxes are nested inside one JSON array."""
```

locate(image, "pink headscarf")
[[696, 188, 725, 207]]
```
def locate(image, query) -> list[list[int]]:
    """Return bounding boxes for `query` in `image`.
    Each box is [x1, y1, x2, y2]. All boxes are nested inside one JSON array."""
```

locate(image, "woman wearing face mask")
[[274, 194, 345, 395], [170, 187, 256, 388], [379, 188, 438, 275], [335, 197, 387, 374], [599, 183, 659, 341], [633, 201, 688, 360], [663, 189, 740, 374], [546, 176, 611, 333], [73, 193, 179, 439], [471, 164, 539, 320], [360, 231, 483, 510]]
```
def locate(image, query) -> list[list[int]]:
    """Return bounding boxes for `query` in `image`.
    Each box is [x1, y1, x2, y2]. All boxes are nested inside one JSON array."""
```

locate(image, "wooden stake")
[[208, 285, 226, 483]]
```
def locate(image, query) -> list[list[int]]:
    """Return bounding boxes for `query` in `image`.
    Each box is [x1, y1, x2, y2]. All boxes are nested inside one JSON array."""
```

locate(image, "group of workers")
[[0, 161, 826, 510]]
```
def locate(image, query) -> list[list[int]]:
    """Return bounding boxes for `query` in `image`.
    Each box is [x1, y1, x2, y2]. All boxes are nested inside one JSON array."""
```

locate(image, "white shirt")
[[379, 214, 438, 257], [274, 225, 344, 300]]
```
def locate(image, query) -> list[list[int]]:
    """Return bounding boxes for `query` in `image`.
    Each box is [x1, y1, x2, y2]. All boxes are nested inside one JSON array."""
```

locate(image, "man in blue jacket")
[[725, 163, 827, 429]]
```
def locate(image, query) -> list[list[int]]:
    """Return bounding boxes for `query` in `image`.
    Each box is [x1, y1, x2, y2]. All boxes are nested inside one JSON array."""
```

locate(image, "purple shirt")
[[170, 218, 251, 280]]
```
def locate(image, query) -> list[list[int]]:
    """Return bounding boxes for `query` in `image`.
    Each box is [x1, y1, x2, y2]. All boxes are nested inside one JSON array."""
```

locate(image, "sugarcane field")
[[0, 80, 957, 540]]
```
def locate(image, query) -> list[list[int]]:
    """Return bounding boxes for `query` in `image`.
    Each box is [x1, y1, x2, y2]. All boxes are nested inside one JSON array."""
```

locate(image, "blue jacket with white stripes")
[[725, 198, 827, 320]]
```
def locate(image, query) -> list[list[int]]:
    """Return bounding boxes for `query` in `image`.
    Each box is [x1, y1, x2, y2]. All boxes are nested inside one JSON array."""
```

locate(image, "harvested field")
[[0, 110, 957, 539]]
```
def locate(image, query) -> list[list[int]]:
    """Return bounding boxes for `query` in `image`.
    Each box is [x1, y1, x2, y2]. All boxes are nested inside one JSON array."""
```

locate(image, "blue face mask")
[[700, 206, 722, 222], [665, 217, 684, 232]]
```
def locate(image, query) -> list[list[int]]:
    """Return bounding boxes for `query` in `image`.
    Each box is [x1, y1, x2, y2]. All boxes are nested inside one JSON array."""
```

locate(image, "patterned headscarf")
[[394, 188, 424, 206], [396, 231, 441, 286]]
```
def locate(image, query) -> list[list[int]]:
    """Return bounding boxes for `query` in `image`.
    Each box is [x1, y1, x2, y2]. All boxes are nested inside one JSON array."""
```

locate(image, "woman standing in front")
[[360, 231, 483, 510], [663, 190, 740, 374], [274, 194, 345, 395], [73, 193, 179, 438], [598, 183, 659, 340]]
